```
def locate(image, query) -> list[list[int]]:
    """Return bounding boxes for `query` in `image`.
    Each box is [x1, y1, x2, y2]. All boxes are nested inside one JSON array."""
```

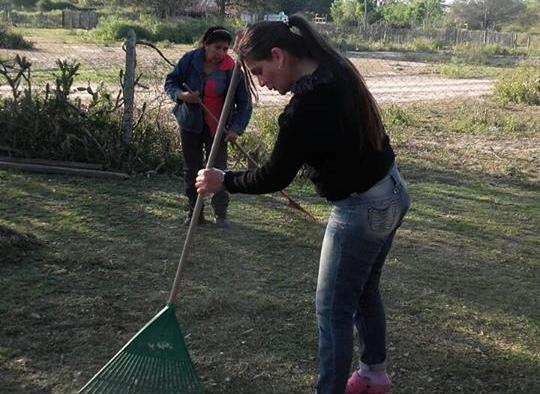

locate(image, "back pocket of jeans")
[[368, 204, 398, 233]]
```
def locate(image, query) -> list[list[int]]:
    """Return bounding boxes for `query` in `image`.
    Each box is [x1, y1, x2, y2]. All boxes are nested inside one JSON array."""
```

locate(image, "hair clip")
[[211, 28, 231, 34]]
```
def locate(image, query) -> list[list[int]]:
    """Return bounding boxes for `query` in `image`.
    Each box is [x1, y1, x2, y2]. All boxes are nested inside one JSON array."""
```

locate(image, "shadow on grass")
[[0, 160, 538, 393]]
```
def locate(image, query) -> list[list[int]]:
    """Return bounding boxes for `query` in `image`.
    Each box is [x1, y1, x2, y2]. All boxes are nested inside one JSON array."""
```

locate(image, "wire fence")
[[1, 27, 539, 110], [1, 28, 539, 156], [319, 23, 537, 49]]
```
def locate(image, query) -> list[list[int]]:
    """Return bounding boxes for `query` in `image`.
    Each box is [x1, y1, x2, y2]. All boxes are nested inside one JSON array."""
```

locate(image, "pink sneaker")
[[345, 371, 391, 394]]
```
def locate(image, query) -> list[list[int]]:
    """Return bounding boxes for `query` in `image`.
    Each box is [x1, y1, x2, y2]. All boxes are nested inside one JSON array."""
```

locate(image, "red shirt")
[[203, 54, 235, 136]]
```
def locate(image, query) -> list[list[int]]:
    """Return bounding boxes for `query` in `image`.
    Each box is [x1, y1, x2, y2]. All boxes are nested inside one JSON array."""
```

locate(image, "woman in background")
[[165, 26, 252, 227]]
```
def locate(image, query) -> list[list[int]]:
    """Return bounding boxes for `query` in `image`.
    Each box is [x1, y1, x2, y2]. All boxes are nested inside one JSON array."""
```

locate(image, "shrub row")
[[6, 10, 63, 28], [90, 15, 238, 44], [0, 56, 182, 174]]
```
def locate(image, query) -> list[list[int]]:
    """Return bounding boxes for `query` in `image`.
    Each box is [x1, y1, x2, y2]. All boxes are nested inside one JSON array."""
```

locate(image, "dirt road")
[[1, 41, 493, 106], [256, 75, 493, 106]]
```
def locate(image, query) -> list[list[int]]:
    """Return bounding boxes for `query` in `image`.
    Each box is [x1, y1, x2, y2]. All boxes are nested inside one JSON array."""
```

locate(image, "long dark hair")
[[237, 15, 385, 151]]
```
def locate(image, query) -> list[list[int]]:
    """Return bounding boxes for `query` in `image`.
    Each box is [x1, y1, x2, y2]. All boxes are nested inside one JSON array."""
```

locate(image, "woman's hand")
[[178, 90, 200, 104], [196, 168, 225, 195]]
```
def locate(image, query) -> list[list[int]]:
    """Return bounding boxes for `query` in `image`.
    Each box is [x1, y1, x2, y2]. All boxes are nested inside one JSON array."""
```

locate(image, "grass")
[[12, 27, 94, 44], [1, 99, 539, 393], [431, 63, 508, 79]]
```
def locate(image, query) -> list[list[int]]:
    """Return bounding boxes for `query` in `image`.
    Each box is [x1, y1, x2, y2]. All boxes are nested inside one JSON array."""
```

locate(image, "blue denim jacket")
[[164, 48, 252, 134]]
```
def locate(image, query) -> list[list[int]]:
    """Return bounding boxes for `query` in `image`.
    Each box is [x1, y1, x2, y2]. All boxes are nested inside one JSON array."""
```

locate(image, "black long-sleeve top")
[[224, 68, 395, 202]]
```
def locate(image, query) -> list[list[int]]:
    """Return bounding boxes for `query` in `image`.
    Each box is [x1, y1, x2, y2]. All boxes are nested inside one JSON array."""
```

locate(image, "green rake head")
[[79, 305, 201, 394]]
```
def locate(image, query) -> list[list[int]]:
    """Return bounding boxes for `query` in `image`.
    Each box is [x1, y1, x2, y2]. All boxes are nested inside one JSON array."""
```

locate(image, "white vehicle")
[[263, 11, 288, 23]]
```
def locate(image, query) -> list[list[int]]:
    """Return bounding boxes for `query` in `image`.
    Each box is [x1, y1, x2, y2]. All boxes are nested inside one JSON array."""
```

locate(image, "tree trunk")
[[220, 0, 225, 18]]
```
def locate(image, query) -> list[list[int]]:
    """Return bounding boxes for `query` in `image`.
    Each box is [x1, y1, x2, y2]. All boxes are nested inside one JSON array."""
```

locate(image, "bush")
[[231, 107, 280, 168], [37, 0, 77, 11], [494, 66, 540, 105], [90, 15, 154, 42], [91, 15, 235, 44], [8, 10, 63, 28], [451, 43, 524, 65], [153, 19, 211, 44], [381, 105, 415, 144], [452, 43, 490, 65], [404, 37, 442, 52], [0, 56, 182, 173], [0, 25, 33, 49]]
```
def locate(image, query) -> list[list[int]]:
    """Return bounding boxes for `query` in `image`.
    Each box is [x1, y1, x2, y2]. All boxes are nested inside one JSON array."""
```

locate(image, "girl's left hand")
[[196, 168, 225, 194]]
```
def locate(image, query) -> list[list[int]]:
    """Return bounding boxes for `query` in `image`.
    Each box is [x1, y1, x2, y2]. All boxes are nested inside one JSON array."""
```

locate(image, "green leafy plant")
[[90, 15, 234, 44], [0, 56, 182, 173], [494, 66, 540, 105], [230, 107, 280, 168]]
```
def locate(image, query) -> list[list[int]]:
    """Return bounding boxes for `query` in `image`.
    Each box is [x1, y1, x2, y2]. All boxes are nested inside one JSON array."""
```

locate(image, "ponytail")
[[238, 15, 385, 151]]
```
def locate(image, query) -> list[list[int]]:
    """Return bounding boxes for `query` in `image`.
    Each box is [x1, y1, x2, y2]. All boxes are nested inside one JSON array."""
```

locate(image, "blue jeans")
[[316, 164, 410, 394]]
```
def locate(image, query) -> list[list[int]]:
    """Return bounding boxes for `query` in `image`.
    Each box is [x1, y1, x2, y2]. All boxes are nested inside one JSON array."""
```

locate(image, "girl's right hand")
[[179, 90, 200, 104], [196, 168, 225, 195]]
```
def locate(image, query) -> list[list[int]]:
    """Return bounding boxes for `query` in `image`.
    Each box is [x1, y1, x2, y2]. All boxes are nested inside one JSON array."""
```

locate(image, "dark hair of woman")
[[238, 15, 385, 151], [201, 26, 233, 46]]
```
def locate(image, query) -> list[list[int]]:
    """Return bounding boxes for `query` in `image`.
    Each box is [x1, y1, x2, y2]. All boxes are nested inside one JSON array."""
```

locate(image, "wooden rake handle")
[[168, 62, 243, 305], [182, 82, 318, 223]]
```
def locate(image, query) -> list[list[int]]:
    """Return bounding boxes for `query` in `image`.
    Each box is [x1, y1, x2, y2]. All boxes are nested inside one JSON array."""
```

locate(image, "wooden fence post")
[[122, 29, 136, 145]]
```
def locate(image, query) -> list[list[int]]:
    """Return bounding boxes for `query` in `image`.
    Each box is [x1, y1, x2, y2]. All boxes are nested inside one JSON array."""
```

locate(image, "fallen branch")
[[0, 161, 129, 180], [0, 156, 104, 170], [489, 146, 503, 160]]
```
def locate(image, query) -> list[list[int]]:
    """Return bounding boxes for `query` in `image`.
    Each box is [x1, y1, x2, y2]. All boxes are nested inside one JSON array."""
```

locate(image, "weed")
[[0, 25, 33, 50], [230, 107, 280, 168], [434, 62, 506, 78], [494, 66, 540, 105], [0, 55, 182, 173]]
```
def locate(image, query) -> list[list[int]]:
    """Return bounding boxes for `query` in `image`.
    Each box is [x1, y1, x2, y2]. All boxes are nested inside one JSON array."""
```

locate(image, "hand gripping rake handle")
[[182, 83, 318, 223], [167, 61, 242, 306]]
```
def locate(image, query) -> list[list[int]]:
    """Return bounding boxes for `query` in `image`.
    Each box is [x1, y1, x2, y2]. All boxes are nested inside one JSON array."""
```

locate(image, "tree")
[[276, 0, 334, 14], [380, 0, 411, 26], [355, 0, 382, 26], [215, 0, 271, 18], [310, 0, 335, 14], [408, 0, 444, 27], [330, 0, 380, 26], [144, 0, 187, 18], [379, 0, 444, 27], [449, 0, 527, 30], [330, 0, 359, 25], [512, 0, 540, 31]]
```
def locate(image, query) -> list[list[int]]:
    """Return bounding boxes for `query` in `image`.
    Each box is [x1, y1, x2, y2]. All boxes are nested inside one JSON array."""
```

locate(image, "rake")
[[79, 60, 244, 394], [182, 82, 318, 223]]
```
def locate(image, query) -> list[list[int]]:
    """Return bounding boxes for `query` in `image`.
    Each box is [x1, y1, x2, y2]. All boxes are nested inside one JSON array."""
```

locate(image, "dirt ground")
[[0, 40, 495, 107]]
